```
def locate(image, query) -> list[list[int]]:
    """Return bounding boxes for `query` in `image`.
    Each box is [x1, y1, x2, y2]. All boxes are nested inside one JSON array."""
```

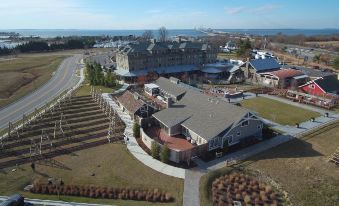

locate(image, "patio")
[[145, 127, 195, 151]]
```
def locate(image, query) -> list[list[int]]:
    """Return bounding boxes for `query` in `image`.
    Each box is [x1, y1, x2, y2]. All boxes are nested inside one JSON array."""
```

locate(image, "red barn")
[[299, 75, 339, 96]]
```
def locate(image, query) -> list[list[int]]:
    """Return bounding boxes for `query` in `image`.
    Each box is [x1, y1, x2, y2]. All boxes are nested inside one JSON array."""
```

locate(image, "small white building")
[[144, 83, 159, 96]]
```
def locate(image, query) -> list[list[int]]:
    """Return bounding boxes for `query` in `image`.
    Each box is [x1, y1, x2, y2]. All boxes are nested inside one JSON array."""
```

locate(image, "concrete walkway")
[[102, 93, 186, 179], [0, 196, 116, 206]]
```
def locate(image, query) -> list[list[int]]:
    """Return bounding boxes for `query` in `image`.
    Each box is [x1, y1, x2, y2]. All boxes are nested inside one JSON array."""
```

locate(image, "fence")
[[0, 67, 85, 144]]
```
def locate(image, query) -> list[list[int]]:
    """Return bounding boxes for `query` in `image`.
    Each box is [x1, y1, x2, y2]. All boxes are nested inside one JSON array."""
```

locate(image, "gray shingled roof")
[[152, 78, 249, 140], [314, 75, 339, 94], [155, 77, 187, 98]]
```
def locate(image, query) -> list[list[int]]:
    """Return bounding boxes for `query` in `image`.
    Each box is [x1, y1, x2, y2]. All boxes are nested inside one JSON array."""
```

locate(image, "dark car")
[[0, 194, 25, 206]]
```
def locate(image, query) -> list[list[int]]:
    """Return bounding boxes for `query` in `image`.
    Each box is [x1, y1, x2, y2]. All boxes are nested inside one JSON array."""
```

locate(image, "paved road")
[[0, 196, 116, 206], [0, 54, 83, 131]]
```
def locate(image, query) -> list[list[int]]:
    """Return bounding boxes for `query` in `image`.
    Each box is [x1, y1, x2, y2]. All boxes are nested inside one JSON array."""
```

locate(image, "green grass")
[[0, 143, 184, 206], [241, 97, 321, 125], [0, 55, 67, 107]]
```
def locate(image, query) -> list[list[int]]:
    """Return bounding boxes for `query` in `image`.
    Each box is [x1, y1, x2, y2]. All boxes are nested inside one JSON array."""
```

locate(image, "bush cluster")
[[30, 183, 173, 203], [212, 172, 282, 206]]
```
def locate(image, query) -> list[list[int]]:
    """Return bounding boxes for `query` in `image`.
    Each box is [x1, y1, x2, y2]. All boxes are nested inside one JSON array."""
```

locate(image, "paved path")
[[0, 196, 116, 206], [0, 55, 83, 130], [102, 93, 186, 179], [183, 170, 205, 206]]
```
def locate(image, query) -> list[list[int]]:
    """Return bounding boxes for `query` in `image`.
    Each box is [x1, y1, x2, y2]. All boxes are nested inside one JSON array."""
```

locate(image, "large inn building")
[[115, 40, 218, 83]]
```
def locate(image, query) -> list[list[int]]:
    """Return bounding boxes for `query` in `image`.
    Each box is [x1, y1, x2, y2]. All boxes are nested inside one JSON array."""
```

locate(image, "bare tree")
[[158, 26, 168, 42], [141, 30, 154, 41]]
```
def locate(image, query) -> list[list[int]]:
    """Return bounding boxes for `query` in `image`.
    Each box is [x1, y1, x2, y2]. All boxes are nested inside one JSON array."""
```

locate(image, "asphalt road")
[[0, 54, 83, 131]]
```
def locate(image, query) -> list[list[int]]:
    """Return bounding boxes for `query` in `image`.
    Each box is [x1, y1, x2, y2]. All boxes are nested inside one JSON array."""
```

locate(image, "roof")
[[152, 78, 250, 141], [145, 83, 159, 89], [271, 69, 305, 79], [283, 65, 335, 78], [154, 77, 187, 98], [117, 91, 145, 114], [249, 58, 281, 72], [314, 75, 339, 94]]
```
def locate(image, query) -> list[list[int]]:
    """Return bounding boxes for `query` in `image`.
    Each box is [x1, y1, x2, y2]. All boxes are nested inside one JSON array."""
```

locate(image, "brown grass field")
[[200, 121, 339, 206], [0, 55, 67, 107]]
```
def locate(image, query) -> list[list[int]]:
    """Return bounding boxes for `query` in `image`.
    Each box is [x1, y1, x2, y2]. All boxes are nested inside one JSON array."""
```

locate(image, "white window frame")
[[309, 84, 315, 89]]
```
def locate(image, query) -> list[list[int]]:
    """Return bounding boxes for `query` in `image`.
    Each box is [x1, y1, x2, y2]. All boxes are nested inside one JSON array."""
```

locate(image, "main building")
[[115, 40, 218, 83]]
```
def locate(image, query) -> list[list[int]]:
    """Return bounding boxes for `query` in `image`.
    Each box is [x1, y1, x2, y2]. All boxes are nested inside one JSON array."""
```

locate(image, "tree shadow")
[[247, 137, 323, 161]]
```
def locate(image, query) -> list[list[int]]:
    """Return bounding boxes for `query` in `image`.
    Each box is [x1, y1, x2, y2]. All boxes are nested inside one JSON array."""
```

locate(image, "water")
[[0, 29, 338, 38]]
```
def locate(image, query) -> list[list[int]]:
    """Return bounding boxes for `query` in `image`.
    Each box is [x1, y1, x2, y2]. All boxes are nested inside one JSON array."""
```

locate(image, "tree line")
[[86, 62, 117, 88], [0, 38, 96, 55]]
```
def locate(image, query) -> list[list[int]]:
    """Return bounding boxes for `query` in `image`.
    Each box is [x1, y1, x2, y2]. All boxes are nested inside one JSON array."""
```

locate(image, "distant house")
[[258, 69, 308, 89], [299, 75, 339, 96], [241, 58, 281, 83]]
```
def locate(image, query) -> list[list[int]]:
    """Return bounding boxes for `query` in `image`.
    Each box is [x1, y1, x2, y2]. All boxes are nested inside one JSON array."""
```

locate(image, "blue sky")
[[0, 0, 338, 29]]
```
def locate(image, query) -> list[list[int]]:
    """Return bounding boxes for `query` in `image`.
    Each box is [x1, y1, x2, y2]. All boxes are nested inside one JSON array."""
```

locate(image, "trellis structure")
[[328, 147, 339, 164]]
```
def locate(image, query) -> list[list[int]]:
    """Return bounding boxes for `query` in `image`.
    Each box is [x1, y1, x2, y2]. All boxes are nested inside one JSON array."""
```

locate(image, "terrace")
[[144, 127, 195, 151]]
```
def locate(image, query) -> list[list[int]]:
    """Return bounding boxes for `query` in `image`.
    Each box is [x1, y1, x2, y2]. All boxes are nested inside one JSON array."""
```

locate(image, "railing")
[[0, 67, 85, 143]]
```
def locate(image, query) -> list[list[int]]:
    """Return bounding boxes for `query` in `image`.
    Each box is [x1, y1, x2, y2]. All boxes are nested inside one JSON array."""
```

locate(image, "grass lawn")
[[75, 84, 122, 96], [0, 55, 67, 107], [200, 121, 339, 206], [241, 97, 320, 125], [0, 143, 184, 206], [217, 52, 238, 60]]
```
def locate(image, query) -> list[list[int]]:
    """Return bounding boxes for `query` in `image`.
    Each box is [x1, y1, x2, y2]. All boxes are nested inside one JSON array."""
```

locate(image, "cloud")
[[252, 4, 283, 14], [225, 4, 282, 15], [146, 9, 162, 14], [225, 7, 245, 15]]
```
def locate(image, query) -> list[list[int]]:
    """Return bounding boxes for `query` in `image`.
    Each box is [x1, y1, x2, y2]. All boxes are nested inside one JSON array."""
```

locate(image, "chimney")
[[166, 97, 173, 108]]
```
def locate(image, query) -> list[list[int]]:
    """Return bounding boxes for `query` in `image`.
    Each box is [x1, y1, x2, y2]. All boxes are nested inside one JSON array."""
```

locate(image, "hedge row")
[[30, 183, 173, 203]]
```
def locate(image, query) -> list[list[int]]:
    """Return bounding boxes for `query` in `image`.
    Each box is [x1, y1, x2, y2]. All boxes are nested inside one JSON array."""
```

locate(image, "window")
[[257, 125, 262, 129], [241, 121, 249, 127], [237, 132, 241, 136], [309, 84, 315, 89], [228, 136, 233, 145]]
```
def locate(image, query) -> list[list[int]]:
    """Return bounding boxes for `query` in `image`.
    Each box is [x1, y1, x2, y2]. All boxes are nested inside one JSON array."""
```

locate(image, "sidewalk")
[[0, 196, 115, 206], [102, 93, 186, 179]]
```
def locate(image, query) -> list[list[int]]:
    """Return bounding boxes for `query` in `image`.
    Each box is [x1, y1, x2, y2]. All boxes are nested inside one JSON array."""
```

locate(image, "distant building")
[[299, 75, 339, 96], [115, 40, 218, 83], [240, 58, 281, 83], [258, 69, 308, 89]]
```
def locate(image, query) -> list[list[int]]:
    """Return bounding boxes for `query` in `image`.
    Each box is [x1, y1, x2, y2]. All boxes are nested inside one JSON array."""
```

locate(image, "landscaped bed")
[[200, 121, 339, 206], [240, 97, 321, 125]]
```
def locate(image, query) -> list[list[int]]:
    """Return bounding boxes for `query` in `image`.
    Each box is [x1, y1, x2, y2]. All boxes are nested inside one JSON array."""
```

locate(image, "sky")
[[0, 0, 338, 29]]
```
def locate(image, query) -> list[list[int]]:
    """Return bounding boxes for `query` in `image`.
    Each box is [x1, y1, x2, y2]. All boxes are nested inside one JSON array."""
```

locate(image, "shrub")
[[151, 141, 160, 159], [133, 122, 140, 138], [160, 145, 170, 163]]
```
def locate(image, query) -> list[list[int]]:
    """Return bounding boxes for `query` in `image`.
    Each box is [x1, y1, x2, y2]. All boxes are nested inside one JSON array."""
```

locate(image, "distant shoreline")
[[1, 29, 339, 38]]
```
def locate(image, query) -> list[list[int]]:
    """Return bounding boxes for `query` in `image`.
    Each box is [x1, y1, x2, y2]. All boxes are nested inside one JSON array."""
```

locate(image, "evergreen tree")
[[160, 145, 170, 163]]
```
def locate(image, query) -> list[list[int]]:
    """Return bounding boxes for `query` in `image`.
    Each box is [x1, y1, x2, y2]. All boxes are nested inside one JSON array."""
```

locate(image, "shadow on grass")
[[247, 138, 323, 161]]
